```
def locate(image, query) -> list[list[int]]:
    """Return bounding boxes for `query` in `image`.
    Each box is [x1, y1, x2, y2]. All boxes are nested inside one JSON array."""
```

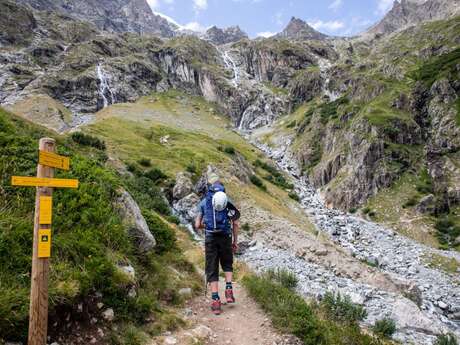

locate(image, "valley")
[[1, 0, 460, 344]]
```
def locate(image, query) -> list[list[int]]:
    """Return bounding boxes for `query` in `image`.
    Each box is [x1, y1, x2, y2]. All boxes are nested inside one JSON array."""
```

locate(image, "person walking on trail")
[[195, 172, 240, 315]]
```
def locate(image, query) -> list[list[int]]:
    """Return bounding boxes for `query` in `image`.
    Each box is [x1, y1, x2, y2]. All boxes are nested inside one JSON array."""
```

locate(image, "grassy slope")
[[88, 90, 315, 230], [253, 16, 460, 251], [0, 107, 201, 344]]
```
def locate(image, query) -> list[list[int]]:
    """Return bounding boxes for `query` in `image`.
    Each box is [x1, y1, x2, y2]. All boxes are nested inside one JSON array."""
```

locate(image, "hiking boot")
[[225, 289, 235, 304], [211, 299, 222, 315]]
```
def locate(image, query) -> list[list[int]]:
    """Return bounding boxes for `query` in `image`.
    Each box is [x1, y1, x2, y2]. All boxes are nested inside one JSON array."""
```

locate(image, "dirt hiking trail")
[[151, 281, 301, 345]]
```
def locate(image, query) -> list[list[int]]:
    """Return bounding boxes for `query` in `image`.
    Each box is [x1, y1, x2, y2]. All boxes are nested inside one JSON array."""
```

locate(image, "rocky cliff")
[[367, 0, 460, 36], [16, 0, 179, 36], [204, 25, 248, 45]]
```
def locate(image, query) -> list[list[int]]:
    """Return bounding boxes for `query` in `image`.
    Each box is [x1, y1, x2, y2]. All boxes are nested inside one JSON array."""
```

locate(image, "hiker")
[[195, 172, 240, 315]]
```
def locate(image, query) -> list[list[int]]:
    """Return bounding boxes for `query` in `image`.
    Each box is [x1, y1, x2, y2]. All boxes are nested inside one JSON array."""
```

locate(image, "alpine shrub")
[[138, 158, 151, 167], [250, 175, 267, 191], [321, 292, 367, 323], [266, 268, 298, 290], [144, 168, 167, 183], [71, 132, 106, 150], [372, 318, 396, 338], [289, 192, 300, 202], [435, 333, 458, 345]]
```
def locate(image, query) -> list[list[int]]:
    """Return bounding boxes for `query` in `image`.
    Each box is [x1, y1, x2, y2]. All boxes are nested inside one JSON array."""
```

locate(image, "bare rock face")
[[366, 0, 460, 37], [16, 0, 178, 37], [173, 172, 194, 200], [115, 188, 156, 253], [204, 26, 248, 45], [276, 17, 327, 41]]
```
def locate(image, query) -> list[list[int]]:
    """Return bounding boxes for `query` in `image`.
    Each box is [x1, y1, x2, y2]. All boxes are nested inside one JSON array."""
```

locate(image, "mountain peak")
[[204, 25, 248, 45], [276, 16, 327, 41], [366, 0, 460, 37]]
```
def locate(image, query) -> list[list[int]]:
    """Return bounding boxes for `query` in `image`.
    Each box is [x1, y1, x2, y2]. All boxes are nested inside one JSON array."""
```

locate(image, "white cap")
[[212, 191, 228, 211]]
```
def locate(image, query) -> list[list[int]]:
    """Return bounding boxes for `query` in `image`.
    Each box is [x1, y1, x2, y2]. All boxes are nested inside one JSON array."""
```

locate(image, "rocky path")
[[151, 282, 301, 345], [240, 137, 460, 345]]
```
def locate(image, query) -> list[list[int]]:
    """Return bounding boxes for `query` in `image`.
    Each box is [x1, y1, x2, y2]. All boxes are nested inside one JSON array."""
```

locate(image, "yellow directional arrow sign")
[[11, 176, 79, 188], [39, 150, 70, 170]]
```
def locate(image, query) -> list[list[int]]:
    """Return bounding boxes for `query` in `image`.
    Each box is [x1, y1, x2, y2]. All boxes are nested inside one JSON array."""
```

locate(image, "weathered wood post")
[[28, 137, 55, 345], [11, 137, 78, 345]]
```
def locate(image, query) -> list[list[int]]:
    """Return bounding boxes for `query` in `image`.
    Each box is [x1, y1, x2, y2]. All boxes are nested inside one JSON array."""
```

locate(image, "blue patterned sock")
[[211, 292, 220, 301], [226, 282, 232, 290]]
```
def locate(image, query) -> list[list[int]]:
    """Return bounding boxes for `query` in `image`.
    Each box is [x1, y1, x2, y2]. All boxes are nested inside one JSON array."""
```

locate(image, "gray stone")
[[101, 308, 114, 322], [416, 194, 436, 214], [173, 172, 194, 200], [178, 288, 192, 297], [115, 188, 155, 253]]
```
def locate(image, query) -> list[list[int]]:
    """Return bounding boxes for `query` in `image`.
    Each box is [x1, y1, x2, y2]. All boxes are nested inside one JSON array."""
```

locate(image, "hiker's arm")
[[195, 214, 203, 231], [232, 220, 239, 246]]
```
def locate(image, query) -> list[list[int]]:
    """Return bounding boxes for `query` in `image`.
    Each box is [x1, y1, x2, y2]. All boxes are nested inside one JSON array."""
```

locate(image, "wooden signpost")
[[11, 138, 79, 345]]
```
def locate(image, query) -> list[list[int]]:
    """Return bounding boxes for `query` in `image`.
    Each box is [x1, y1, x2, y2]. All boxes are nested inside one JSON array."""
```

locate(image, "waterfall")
[[220, 49, 239, 87], [96, 63, 115, 108], [318, 58, 340, 102]]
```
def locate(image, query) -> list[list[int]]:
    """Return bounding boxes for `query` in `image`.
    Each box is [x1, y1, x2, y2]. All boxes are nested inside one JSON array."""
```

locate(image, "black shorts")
[[205, 233, 233, 283]]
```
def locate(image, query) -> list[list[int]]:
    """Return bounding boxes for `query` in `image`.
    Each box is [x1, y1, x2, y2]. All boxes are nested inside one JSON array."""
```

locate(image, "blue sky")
[[146, 0, 396, 37]]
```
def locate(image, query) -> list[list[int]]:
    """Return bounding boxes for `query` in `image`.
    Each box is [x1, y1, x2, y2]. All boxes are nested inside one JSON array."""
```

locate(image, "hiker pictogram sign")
[[10, 137, 79, 345]]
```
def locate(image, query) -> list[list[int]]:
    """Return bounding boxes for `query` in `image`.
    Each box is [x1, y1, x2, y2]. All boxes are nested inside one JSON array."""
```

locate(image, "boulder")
[[173, 172, 193, 200], [174, 193, 201, 223], [115, 188, 156, 253], [416, 194, 436, 214], [101, 308, 114, 322]]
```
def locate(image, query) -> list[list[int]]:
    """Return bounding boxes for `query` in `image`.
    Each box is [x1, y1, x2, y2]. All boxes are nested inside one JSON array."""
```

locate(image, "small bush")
[[250, 175, 267, 191], [435, 216, 460, 248], [255, 160, 293, 190], [372, 318, 396, 338], [403, 196, 419, 208], [144, 168, 167, 183], [166, 215, 181, 225], [368, 210, 377, 218], [242, 223, 251, 232], [435, 333, 458, 345], [289, 192, 300, 202], [143, 210, 177, 254], [127, 163, 141, 175], [71, 132, 106, 150], [224, 146, 236, 155], [321, 292, 367, 323], [138, 158, 151, 167], [416, 168, 433, 194], [266, 268, 298, 290], [349, 208, 357, 214], [362, 207, 371, 214], [286, 120, 297, 128]]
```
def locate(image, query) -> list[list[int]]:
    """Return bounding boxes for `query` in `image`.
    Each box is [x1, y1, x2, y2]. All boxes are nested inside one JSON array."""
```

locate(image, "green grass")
[[435, 333, 458, 345], [254, 159, 294, 190], [243, 272, 389, 345], [425, 253, 460, 275], [0, 107, 200, 342], [410, 47, 460, 87]]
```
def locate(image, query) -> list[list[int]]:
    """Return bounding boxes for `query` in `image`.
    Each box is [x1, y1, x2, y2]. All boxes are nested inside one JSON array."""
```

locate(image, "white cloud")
[[183, 21, 207, 32], [309, 19, 345, 32], [376, 0, 395, 14], [257, 31, 276, 38], [193, 0, 208, 12], [328, 0, 343, 11], [146, 0, 159, 9]]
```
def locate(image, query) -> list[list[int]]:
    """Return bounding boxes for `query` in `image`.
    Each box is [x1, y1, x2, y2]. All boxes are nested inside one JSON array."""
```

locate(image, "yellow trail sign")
[[39, 150, 70, 170], [39, 196, 52, 225], [11, 176, 79, 188], [37, 229, 51, 258]]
